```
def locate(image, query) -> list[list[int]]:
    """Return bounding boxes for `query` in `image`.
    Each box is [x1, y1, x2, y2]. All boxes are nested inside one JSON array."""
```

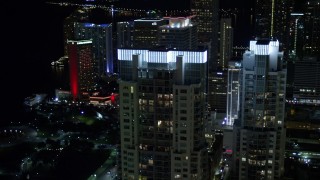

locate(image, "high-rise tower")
[[254, 0, 293, 59], [254, 0, 292, 39], [288, 13, 304, 60], [63, 8, 89, 57], [302, 0, 320, 57], [191, 0, 219, 72], [232, 40, 286, 179], [190, 0, 220, 113], [132, 18, 168, 48], [219, 18, 233, 70], [117, 21, 134, 49], [118, 16, 198, 51], [67, 40, 95, 101], [226, 61, 241, 126], [159, 16, 198, 50], [292, 56, 320, 105], [118, 48, 209, 179], [74, 22, 114, 75]]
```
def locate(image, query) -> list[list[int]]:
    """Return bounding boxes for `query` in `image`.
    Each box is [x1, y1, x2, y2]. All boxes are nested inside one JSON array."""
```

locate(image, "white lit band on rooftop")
[[117, 49, 207, 64], [249, 40, 279, 55], [290, 13, 304, 16], [67, 40, 93, 45]]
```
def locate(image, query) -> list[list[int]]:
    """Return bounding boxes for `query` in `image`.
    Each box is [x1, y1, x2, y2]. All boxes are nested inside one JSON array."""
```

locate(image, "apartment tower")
[[232, 40, 286, 179], [118, 48, 209, 179]]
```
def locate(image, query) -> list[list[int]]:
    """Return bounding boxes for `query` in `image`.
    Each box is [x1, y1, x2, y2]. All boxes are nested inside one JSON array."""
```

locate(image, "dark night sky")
[[2, 0, 70, 123]]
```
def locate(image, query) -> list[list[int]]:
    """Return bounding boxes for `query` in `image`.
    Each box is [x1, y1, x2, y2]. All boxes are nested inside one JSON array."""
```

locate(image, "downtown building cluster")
[[60, 0, 320, 179]]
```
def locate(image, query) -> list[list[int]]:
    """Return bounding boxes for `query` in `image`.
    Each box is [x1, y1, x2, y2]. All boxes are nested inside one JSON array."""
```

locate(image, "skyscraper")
[[159, 16, 198, 50], [232, 40, 286, 179], [63, 8, 90, 57], [191, 0, 219, 72], [67, 40, 95, 101], [254, 0, 292, 39], [132, 18, 168, 48], [253, 0, 293, 60], [226, 61, 241, 126], [219, 18, 233, 70], [208, 71, 228, 113], [302, 0, 320, 57], [288, 13, 304, 60], [287, 1, 320, 101], [118, 15, 198, 51], [118, 48, 209, 179], [117, 21, 134, 49], [190, 0, 220, 113], [74, 22, 114, 75], [292, 56, 320, 105]]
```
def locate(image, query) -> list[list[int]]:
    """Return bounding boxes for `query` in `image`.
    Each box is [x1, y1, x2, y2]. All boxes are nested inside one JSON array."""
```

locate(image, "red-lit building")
[[89, 93, 119, 105], [67, 40, 95, 101]]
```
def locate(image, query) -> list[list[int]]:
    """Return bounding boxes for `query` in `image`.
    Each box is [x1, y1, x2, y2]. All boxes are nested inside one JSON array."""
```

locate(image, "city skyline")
[[2, 0, 320, 179]]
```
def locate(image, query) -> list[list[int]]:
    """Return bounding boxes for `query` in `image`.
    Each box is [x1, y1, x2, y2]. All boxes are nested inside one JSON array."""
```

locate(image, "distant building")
[[288, 13, 304, 60], [118, 16, 198, 51], [24, 94, 47, 107], [226, 61, 241, 126], [302, 0, 320, 57], [89, 93, 118, 105], [253, 0, 293, 61], [132, 18, 168, 48], [118, 48, 209, 179], [159, 16, 198, 50], [191, 0, 221, 116], [287, 1, 320, 101], [232, 46, 248, 60], [254, 0, 292, 40], [63, 8, 89, 56], [208, 71, 228, 113], [116, 21, 134, 48], [219, 18, 233, 70], [288, 0, 320, 60], [292, 56, 320, 105], [206, 17, 234, 114], [232, 40, 286, 179], [74, 22, 114, 75], [67, 40, 95, 101], [191, 0, 219, 71], [55, 89, 71, 101]]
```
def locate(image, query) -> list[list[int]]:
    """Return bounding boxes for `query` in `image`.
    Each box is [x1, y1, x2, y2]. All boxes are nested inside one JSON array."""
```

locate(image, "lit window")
[[174, 174, 181, 179]]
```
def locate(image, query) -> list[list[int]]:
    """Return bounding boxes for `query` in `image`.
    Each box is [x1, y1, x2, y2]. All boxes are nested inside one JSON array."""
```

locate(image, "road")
[[88, 149, 118, 180]]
